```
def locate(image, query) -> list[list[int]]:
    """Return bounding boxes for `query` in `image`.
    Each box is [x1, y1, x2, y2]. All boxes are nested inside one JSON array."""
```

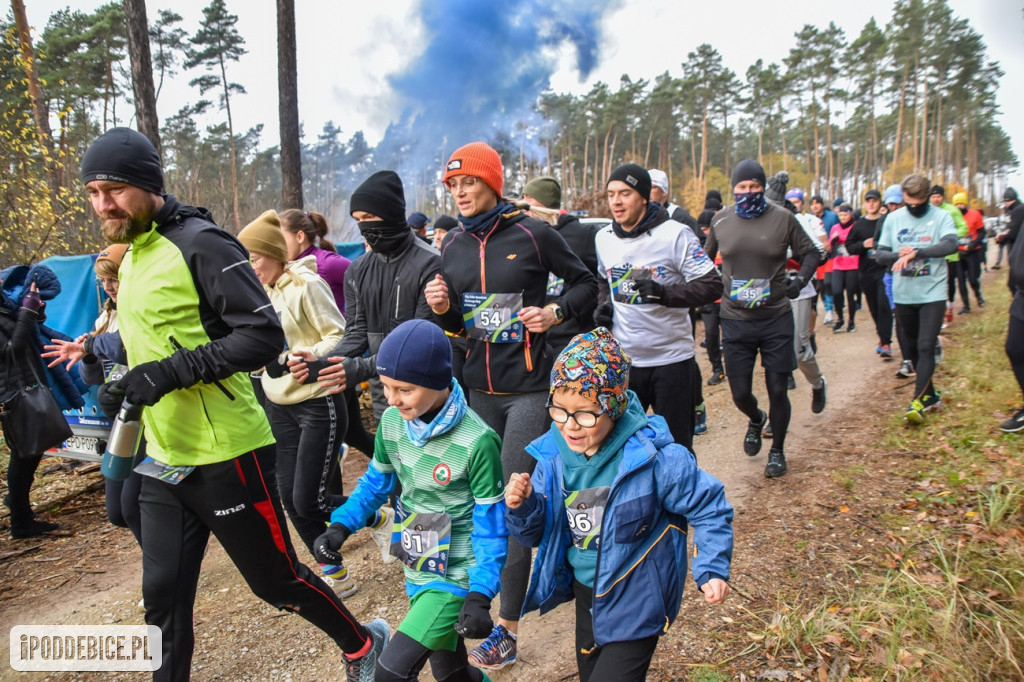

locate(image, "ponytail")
[[280, 208, 336, 253]]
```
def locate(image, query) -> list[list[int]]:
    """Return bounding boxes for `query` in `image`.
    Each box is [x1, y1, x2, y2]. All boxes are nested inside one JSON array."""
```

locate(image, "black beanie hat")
[[697, 209, 716, 227], [731, 160, 766, 188], [765, 171, 789, 205], [434, 215, 459, 232], [1005, 187, 1019, 202], [81, 127, 164, 195], [930, 185, 945, 197], [350, 170, 407, 224], [705, 189, 723, 203], [607, 163, 651, 201]]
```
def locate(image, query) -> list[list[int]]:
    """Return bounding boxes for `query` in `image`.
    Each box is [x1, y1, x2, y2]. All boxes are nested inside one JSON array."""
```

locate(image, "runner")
[[1001, 215, 1024, 432], [882, 184, 916, 378], [875, 174, 958, 423], [704, 160, 822, 478], [929, 185, 970, 326], [846, 189, 894, 359], [504, 328, 733, 682], [951, 192, 986, 312], [697, 209, 726, 386], [315, 320, 506, 682], [829, 204, 860, 333], [594, 163, 722, 449], [80, 127, 388, 682], [424, 141, 598, 671]]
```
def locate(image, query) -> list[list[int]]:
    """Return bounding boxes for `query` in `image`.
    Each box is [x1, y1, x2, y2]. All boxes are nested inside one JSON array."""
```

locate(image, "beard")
[[100, 202, 155, 244]]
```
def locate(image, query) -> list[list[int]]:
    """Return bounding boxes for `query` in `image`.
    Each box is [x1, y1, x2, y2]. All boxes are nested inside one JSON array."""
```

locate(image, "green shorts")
[[397, 588, 464, 652]]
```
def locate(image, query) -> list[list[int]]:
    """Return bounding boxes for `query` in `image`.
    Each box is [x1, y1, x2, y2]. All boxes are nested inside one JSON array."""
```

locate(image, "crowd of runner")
[[3, 126, 1022, 682]]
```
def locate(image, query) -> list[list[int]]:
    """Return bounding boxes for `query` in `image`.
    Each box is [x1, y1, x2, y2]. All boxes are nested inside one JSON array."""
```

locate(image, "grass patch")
[[753, 282, 1024, 680]]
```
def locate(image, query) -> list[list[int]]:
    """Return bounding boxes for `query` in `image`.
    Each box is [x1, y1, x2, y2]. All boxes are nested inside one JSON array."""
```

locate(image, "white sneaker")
[[322, 571, 358, 599], [823, 310, 835, 325], [370, 507, 397, 564], [340, 443, 350, 465]]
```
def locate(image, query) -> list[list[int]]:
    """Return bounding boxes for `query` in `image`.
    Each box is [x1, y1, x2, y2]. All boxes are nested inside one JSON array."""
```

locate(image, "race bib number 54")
[[462, 292, 524, 343]]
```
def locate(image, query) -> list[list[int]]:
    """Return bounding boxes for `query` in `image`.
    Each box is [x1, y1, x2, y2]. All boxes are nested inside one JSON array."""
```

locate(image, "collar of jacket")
[[611, 204, 669, 239]]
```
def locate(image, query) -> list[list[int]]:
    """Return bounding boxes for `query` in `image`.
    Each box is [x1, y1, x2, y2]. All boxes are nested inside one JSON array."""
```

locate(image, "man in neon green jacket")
[[82, 128, 389, 682], [929, 185, 970, 322]]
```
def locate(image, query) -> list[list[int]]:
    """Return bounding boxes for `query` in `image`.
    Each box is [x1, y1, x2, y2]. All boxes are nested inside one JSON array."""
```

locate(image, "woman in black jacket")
[[1, 281, 61, 539], [425, 141, 597, 671]]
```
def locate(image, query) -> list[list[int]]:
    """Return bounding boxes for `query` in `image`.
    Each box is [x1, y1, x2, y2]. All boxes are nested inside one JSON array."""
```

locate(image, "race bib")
[[133, 457, 195, 485], [900, 259, 932, 277], [390, 499, 451, 577], [609, 266, 652, 305], [462, 292, 524, 343], [729, 277, 771, 308], [546, 272, 564, 297], [563, 486, 610, 550]]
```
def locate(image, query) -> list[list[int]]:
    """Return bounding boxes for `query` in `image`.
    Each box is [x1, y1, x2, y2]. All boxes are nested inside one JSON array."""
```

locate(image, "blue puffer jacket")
[[507, 397, 733, 645]]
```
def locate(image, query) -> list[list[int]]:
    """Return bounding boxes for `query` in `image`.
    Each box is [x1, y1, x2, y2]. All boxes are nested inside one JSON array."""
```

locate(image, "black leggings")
[[631, 358, 697, 450], [832, 269, 860, 323], [895, 301, 945, 401], [1007, 302, 1024, 395], [266, 394, 348, 555], [343, 386, 376, 458], [728, 369, 791, 451], [141, 446, 370, 682], [104, 443, 147, 545], [375, 631, 483, 682], [4, 452, 43, 528], [962, 251, 984, 304], [946, 260, 969, 305], [861, 274, 892, 346], [573, 581, 659, 682], [703, 305, 723, 372]]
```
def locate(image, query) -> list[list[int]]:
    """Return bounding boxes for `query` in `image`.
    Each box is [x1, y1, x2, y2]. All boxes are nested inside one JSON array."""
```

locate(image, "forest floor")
[[1, 266, 1020, 681]]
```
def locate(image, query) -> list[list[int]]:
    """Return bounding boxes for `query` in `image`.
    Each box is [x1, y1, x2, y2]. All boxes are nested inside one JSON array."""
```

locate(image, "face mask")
[[906, 202, 929, 218], [734, 191, 768, 219], [358, 220, 409, 256], [959, 207, 968, 215]]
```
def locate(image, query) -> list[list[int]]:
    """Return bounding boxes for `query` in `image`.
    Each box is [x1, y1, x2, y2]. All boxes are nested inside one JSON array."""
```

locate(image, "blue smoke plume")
[[371, 0, 621, 208]]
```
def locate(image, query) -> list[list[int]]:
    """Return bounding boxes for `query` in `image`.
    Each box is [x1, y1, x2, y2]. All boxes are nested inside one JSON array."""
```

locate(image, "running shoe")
[[707, 370, 726, 386], [468, 624, 517, 671], [369, 507, 397, 564], [978, 295, 986, 308], [345, 618, 390, 682], [879, 345, 893, 361], [762, 422, 773, 439], [832, 319, 845, 333], [322, 568, 358, 599], [764, 448, 787, 478], [787, 374, 796, 390], [824, 310, 836, 325], [694, 403, 707, 435], [934, 339, 944, 364], [904, 399, 926, 425], [744, 409, 767, 456], [921, 393, 943, 412], [896, 360, 915, 378], [1000, 407, 1024, 433], [847, 321, 856, 333], [958, 306, 970, 315], [811, 377, 827, 414]]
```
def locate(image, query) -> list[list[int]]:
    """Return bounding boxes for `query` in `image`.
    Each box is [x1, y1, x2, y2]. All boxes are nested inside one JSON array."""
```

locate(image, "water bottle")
[[101, 401, 143, 481]]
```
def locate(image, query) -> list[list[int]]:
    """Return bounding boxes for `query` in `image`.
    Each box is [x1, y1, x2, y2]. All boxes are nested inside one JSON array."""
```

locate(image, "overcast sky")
[[27, 0, 1024, 195]]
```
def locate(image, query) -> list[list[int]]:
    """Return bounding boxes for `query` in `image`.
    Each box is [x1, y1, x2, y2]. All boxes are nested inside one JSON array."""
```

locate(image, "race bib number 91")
[[390, 500, 452, 577]]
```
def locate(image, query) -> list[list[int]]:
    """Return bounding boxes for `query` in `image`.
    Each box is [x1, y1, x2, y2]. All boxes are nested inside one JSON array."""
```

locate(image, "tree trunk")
[[124, 0, 162, 156], [11, 0, 63, 212], [892, 66, 908, 178], [276, 0, 303, 209], [919, 80, 928, 174], [219, 56, 241, 231], [699, 103, 708, 194]]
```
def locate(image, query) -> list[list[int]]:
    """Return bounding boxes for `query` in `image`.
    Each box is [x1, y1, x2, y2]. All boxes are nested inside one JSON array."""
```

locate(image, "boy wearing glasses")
[[504, 328, 733, 682]]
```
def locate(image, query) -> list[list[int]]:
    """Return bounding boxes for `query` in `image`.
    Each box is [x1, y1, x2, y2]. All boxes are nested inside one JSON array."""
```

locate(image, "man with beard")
[[289, 170, 444, 421], [595, 163, 722, 449], [80, 128, 389, 682], [704, 160, 822, 478]]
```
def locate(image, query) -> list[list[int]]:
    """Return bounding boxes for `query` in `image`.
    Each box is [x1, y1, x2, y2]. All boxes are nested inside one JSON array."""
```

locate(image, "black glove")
[[454, 591, 493, 639], [313, 523, 352, 565], [785, 276, 805, 300], [263, 355, 289, 378], [97, 381, 126, 419], [594, 302, 614, 328], [633, 278, 665, 303], [21, 289, 42, 313], [301, 359, 333, 385], [113, 360, 179, 407], [830, 235, 841, 248]]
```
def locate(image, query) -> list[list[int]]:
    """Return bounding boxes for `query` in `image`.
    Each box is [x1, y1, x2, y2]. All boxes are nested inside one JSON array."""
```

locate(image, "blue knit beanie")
[[376, 320, 452, 390]]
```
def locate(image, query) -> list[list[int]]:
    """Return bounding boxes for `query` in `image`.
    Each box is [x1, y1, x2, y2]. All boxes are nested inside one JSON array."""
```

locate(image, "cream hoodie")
[[261, 255, 346, 405]]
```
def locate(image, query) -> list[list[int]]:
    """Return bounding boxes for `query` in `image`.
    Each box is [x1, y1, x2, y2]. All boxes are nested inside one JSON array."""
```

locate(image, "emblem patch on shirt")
[[433, 463, 452, 485]]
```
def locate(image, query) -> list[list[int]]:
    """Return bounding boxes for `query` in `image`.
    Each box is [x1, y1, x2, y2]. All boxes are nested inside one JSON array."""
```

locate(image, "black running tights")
[[728, 369, 791, 451]]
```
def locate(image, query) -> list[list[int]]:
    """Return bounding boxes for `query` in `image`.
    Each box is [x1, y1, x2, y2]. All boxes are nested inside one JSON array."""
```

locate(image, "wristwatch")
[[545, 303, 565, 325]]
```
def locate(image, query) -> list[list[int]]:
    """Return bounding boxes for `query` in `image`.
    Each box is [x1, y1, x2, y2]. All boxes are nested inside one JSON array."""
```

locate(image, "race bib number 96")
[[563, 486, 610, 550]]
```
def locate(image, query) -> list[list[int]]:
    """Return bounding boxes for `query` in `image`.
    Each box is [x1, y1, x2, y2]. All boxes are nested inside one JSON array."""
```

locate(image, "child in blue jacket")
[[504, 327, 733, 681]]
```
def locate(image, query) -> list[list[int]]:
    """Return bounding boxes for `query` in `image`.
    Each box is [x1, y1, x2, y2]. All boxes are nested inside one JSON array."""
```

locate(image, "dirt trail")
[[1, 299, 927, 681]]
